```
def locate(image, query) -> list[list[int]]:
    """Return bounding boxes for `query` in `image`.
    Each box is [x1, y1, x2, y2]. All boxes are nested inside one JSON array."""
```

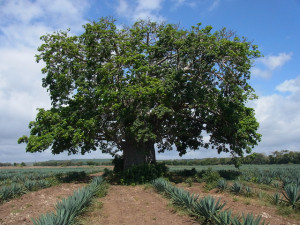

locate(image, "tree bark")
[[122, 138, 156, 170]]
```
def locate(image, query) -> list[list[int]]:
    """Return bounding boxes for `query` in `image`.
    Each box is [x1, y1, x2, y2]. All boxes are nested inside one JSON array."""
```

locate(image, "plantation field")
[[167, 163, 300, 171], [0, 164, 299, 224]]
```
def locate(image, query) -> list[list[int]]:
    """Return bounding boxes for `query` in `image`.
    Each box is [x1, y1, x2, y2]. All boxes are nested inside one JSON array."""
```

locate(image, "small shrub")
[[111, 163, 168, 185], [56, 171, 87, 183], [218, 170, 242, 180], [102, 168, 113, 177], [202, 168, 221, 184], [185, 177, 193, 187], [233, 197, 239, 202]]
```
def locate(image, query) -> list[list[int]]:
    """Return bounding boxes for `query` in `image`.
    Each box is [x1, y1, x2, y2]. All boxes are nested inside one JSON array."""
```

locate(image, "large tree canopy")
[[19, 18, 261, 169]]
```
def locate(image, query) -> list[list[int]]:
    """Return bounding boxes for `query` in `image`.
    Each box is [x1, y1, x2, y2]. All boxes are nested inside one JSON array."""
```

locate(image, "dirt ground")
[[78, 185, 197, 225], [177, 183, 300, 225], [0, 182, 85, 225], [1, 179, 299, 225]]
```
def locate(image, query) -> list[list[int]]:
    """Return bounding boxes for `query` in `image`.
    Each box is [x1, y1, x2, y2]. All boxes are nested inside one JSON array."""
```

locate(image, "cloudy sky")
[[0, 0, 299, 163]]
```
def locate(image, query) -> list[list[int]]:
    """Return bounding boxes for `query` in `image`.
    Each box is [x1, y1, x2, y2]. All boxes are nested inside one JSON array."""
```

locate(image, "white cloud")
[[0, 0, 89, 48], [116, 0, 129, 15], [0, 0, 90, 163], [251, 76, 300, 154], [252, 52, 292, 78], [251, 68, 271, 79], [170, 0, 197, 10], [208, 0, 220, 12], [276, 76, 300, 94], [0, 0, 43, 24], [137, 0, 163, 11], [261, 52, 292, 70], [116, 0, 165, 22]]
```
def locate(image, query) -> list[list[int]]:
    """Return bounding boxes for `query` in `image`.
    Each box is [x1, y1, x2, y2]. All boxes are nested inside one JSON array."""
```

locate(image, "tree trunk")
[[122, 138, 156, 170]]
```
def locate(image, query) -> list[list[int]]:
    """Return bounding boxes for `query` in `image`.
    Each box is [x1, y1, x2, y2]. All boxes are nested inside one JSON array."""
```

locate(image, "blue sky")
[[0, 0, 300, 162]]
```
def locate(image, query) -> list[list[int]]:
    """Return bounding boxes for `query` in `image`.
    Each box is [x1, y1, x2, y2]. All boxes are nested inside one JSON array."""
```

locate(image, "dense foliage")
[[19, 17, 261, 169], [104, 162, 168, 185]]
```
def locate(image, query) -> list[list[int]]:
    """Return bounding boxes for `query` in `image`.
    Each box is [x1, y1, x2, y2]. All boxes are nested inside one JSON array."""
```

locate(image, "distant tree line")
[[161, 150, 300, 166], [1, 150, 299, 167], [0, 162, 12, 167], [32, 160, 112, 167], [0, 162, 26, 167]]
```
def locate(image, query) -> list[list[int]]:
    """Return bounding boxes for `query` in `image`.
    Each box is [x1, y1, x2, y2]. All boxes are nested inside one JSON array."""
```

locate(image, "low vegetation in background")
[[0, 167, 102, 203], [160, 150, 300, 166]]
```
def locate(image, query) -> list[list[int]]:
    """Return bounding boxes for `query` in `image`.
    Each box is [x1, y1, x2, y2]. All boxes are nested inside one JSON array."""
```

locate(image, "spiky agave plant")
[[37, 180, 50, 189], [231, 213, 266, 225], [214, 210, 233, 225], [152, 178, 169, 193], [282, 183, 300, 209], [0, 186, 13, 202], [272, 181, 280, 189], [32, 176, 105, 225], [217, 179, 227, 192], [245, 186, 252, 197], [169, 187, 199, 210], [231, 181, 243, 195], [192, 195, 226, 223], [263, 177, 272, 185], [92, 176, 104, 185], [24, 180, 38, 191], [268, 192, 282, 205], [10, 183, 25, 197], [32, 212, 58, 225]]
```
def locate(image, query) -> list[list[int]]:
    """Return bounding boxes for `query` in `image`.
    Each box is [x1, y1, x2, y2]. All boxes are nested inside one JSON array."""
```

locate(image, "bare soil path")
[[78, 185, 197, 225], [0, 182, 85, 225]]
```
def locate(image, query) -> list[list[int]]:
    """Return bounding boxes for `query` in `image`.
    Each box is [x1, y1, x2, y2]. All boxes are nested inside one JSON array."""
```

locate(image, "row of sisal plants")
[[32, 176, 105, 225], [152, 178, 266, 225], [241, 166, 300, 186], [0, 167, 101, 203], [0, 180, 51, 203], [169, 166, 300, 210], [0, 167, 101, 183], [217, 179, 300, 209]]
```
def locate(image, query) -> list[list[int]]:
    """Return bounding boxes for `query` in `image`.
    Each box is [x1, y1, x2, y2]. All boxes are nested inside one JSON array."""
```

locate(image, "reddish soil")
[[0, 183, 85, 225], [1, 177, 299, 225], [78, 185, 198, 225], [177, 183, 300, 225]]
